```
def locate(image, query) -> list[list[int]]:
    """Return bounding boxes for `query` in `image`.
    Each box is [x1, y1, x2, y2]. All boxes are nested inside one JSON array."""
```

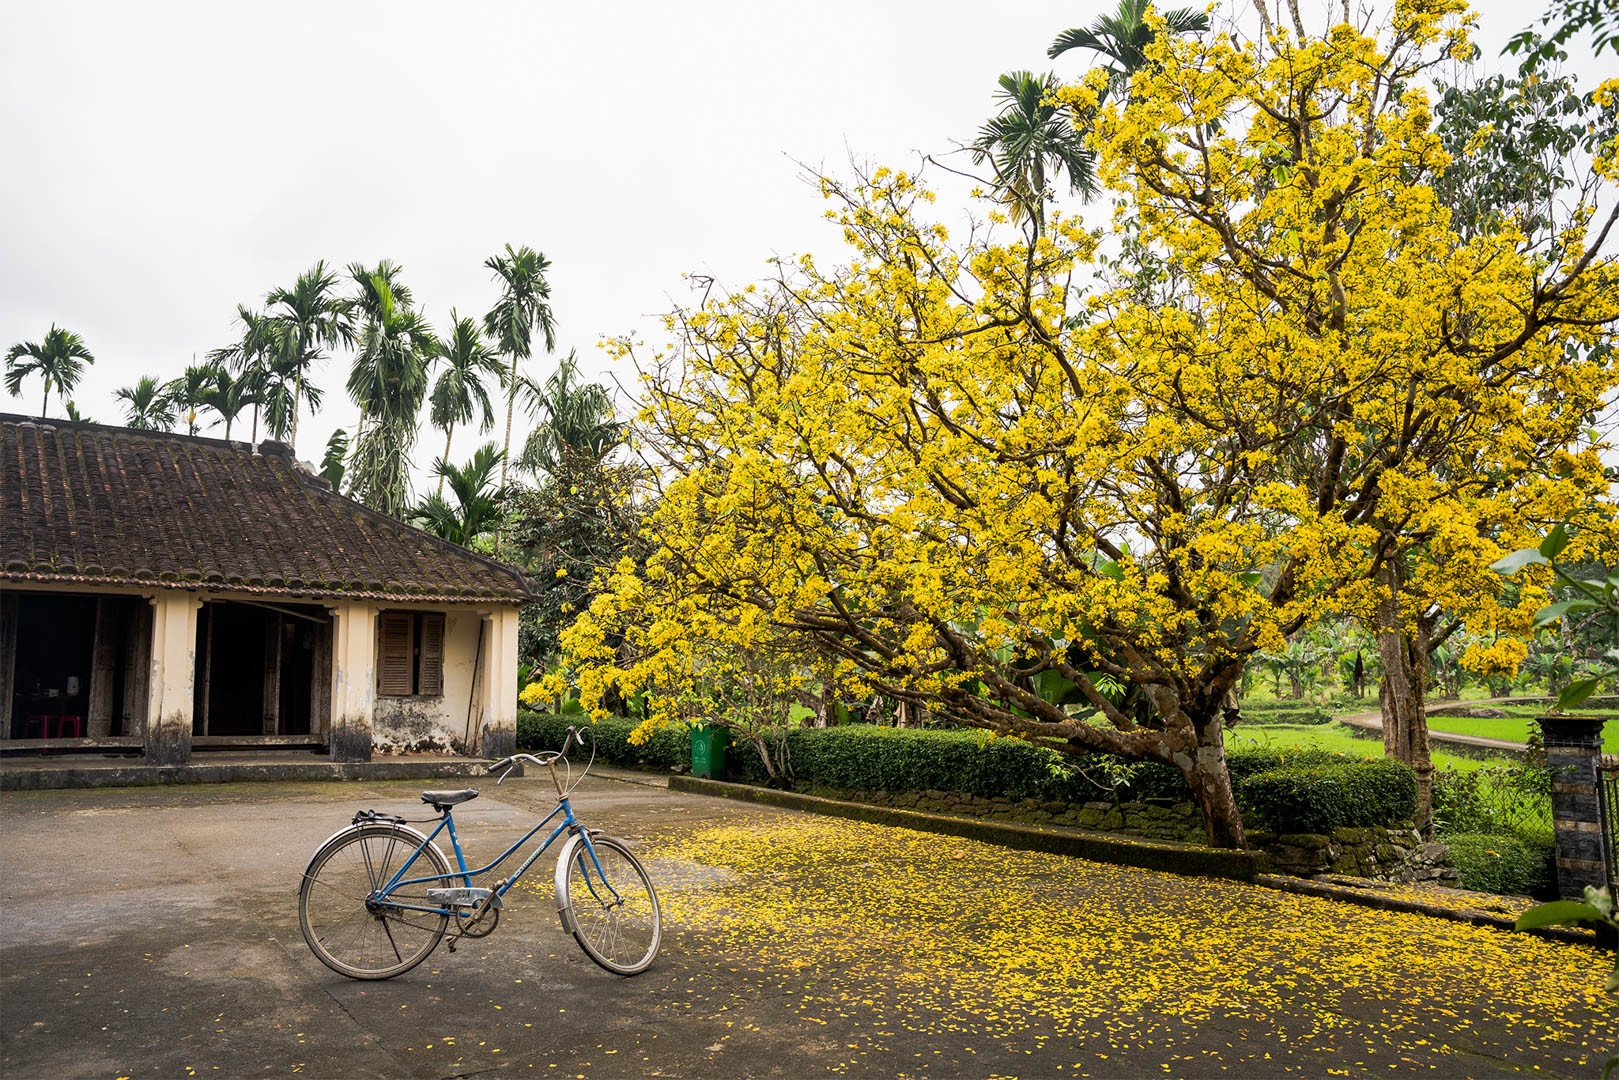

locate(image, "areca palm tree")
[[207, 305, 284, 443], [413, 443, 508, 546], [5, 325, 96, 418], [1048, 0, 1211, 100], [345, 270, 437, 517], [430, 311, 506, 496], [517, 351, 623, 476], [115, 375, 176, 431], [198, 365, 254, 440], [484, 244, 557, 485], [970, 70, 1096, 226], [164, 363, 215, 436], [265, 261, 353, 453]]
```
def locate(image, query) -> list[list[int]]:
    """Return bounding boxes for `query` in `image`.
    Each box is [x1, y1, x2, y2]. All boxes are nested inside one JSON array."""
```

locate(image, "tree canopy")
[[559, 0, 1619, 848]]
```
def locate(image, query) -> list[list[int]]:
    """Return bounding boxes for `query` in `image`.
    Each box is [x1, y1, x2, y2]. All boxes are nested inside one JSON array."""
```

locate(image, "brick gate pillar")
[[1538, 714, 1611, 899]]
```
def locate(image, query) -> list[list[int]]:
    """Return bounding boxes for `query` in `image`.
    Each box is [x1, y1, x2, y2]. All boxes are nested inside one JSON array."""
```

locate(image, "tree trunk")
[[1175, 720, 1248, 849], [290, 370, 302, 453], [500, 353, 519, 486], [1289, 673, 1304, 699], [1377, 560, 1434, 835], [437, 423, 454, 497]]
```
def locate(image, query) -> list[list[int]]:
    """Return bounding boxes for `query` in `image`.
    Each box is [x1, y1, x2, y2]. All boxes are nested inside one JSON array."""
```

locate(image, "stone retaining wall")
[[793, 782, 1459, 885]]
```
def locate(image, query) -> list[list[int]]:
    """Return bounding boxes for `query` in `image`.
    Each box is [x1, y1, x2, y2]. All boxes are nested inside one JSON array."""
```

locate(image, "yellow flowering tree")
[[564, 0, 1619, 849]]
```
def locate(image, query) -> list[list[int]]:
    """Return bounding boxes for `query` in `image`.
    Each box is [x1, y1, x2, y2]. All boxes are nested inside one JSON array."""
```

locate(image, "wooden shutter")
[[418, 614, 445, 697], [378, 613, 413, 696]]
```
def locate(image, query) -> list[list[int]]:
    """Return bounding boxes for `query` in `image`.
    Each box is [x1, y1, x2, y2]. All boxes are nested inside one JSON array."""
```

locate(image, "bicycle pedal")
[[426, 887, 502, 909]]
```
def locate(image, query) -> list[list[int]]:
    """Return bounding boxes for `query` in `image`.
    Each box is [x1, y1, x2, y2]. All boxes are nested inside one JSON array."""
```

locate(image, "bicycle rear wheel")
[[299, 824, 453, 980], [555, 834, 661, 976]]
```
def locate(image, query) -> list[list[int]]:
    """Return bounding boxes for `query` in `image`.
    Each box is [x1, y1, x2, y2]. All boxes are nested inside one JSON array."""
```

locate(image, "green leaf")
[[1514, 899, 1600, 931], [1490, 547, 1549, 574], [1532, 599, 1598, 626], [1555, 677, 1602, 711], [1539, 523, 1569, 559]]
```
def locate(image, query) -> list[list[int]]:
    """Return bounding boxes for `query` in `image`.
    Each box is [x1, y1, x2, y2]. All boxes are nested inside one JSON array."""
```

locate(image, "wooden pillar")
[[195, 604, 212, 736], [0, 590, 16, 737], [122, 599, 153, 739], [310, 614, 333, 740], [87, 597, 118, 737], [263, 613, 282, 735], [1539, 714, 1611, 899], [145, 592, 200, 766]]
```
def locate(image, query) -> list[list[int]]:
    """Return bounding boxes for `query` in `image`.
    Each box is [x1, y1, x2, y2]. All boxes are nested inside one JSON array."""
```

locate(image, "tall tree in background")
[[163, 362, 215, 436], [265, 261, 353, 454], [430, 312, 505, 495], [345, 266, 436, 517], [207, 305, 284, 444], [4, 325, 96, 419], [114, 375, 176, 431], [198, 365, 253, 440], [484, 244, 557, 485], [1047, 0, 1210, 100], [414, 442, 508, 547], [517, 351, 622, 476], [970, 71, 1095, 226]]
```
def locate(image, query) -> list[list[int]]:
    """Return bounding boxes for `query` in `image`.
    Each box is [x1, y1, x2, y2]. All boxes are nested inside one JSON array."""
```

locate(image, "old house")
[[0, 414, 536, 765]]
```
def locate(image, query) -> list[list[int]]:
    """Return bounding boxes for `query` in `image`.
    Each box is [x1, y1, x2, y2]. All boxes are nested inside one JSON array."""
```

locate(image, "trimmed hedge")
[[1234, 758, 1417, 833], [1444, 832, 1555, 897], [518, 711, 690, 770], [519, 711, 1420, 834], [1236, 701, 1334, 724]]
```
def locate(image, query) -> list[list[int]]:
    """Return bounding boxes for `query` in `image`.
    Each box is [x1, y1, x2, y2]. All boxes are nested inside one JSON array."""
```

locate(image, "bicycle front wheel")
[[299, 824, 453, 980], [555, 834, 662, 976]]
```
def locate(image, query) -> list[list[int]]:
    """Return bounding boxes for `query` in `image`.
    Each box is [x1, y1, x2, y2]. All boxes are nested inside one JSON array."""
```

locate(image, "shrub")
[[1444, 832, 1555, 896], [1235, 702, 1334, 725], [517, 711, 690, 770], [1431, 762, 1553, 846], [1235, 757, 1417, 833]]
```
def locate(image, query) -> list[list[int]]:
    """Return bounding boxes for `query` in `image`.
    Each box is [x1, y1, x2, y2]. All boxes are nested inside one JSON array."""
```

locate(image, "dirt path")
[[1331, 696, 1531, 754]]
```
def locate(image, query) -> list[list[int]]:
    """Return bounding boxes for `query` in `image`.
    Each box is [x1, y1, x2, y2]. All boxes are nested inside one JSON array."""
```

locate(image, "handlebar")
[[486, 726, 589, 782]]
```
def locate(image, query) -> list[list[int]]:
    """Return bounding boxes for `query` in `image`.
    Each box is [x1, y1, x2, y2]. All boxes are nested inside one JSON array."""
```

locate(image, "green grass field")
[[1224, 723, 1513, 772], [1423, 706, 1619, 753]]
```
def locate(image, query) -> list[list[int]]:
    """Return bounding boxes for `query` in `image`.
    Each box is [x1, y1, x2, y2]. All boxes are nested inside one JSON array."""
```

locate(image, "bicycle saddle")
[[421, 789, 479, 810]]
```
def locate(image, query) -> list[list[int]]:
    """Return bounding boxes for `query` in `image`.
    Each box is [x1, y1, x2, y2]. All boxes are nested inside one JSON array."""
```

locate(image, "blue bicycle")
[[298, 728, 661, 979]]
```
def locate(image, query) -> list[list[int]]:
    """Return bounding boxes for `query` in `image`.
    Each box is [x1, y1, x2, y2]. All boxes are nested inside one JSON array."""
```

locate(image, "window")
[[377, 612, 445, 697]]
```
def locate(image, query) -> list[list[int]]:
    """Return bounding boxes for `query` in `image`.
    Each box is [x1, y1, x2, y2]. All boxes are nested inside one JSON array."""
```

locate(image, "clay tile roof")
[[0, 414, 537, 604]]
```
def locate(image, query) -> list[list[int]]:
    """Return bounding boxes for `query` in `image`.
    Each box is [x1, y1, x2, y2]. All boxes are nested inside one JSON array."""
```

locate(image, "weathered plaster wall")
[[330, 602, 376, 762], [370, 607, 520, 757]]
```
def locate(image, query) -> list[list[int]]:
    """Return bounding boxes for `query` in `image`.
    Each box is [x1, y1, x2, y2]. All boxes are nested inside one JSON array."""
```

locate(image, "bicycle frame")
[[371, 793, 621, 920]]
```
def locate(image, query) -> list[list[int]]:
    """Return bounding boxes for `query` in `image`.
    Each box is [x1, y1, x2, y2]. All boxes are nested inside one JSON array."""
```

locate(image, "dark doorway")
[[194, 601, 329, 738], [2, 592, 148, 742], [7, 593, 96, 739], [197, 603, 267, 735]]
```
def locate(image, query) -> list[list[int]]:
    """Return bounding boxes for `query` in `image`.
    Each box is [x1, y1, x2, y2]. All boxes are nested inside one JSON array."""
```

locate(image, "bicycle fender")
[[553, 831, 616, 936], [299, 820, 444, 886]]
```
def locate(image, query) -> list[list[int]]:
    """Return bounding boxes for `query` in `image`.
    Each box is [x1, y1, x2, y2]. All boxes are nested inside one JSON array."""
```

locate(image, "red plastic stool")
[[49, 715, 85, 738]]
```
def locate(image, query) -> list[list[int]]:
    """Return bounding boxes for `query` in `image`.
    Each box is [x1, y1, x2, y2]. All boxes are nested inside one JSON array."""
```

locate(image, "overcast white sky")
[[1, 0, 1610, 486]]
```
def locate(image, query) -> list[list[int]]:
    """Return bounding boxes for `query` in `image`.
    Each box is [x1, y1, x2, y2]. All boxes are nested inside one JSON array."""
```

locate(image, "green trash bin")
[[691, 724, 730, 779]]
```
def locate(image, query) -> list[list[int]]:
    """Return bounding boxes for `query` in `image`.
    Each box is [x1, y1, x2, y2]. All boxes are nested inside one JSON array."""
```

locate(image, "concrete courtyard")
[[1, 771, 1613, 1078]]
